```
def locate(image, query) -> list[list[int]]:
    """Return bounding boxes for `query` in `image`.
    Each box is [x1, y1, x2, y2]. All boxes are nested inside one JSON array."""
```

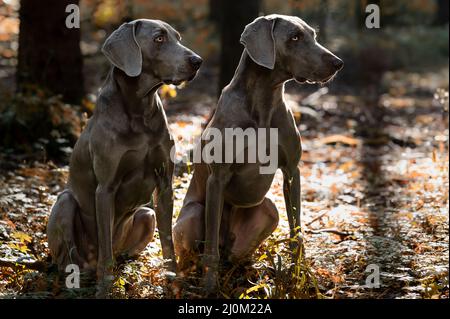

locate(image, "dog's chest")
[[115, 143, 165, 212]]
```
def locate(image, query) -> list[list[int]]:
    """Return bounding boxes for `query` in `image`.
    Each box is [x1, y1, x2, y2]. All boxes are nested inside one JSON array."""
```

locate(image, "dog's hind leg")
[[47, 190, 86, 272], [114, 206, 156, 258], [227, 198, 279, 263]]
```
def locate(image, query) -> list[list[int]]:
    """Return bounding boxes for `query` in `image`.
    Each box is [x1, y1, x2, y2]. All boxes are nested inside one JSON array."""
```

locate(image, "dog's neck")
[[113, 68, 163, 115], [94, 68, 165, 133], [229, 51, 291, 127]]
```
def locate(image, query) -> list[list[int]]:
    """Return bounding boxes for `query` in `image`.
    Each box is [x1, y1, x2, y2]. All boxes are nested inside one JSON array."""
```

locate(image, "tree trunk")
[[217, 0, 261, 96], [434, 0, 449, 25], [17, 0, 83, 103], [209, 0, 221, 23]]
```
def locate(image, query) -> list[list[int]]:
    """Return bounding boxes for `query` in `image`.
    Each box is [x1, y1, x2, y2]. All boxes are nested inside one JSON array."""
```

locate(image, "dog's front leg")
[[154, 169, 177, 273], [282, 166, 303, 258], [95, 186, 115, 298], [203, 171, 229, 295]]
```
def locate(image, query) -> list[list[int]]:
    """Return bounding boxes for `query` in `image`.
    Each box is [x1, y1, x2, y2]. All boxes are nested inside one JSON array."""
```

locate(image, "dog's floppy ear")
[[240, 16, 276, 70], [102, 21, 142, 77]]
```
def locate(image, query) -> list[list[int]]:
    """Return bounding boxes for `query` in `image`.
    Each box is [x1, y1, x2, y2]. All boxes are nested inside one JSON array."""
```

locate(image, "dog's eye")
[[291, 32, 304, 42], [154, 36, 165, 43]]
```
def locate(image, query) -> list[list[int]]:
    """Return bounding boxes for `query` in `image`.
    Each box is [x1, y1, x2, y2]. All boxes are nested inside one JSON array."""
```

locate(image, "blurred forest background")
[[0, 0, 448, 299], [0, 0, 448, 158]]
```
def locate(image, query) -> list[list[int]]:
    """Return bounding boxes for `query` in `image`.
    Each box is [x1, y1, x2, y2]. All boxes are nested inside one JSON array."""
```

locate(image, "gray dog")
[[47, 19, 202, 297], [173, 14, 343, 293]]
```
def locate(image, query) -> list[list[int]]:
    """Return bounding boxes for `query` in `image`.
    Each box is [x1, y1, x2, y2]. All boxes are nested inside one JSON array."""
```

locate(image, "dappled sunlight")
[[0, 0, 448, 300]]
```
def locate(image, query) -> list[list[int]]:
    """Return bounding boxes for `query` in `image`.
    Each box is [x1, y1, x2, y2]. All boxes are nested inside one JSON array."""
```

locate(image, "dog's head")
[[102, 19, 202, 85], [240, 15, 343, 84]]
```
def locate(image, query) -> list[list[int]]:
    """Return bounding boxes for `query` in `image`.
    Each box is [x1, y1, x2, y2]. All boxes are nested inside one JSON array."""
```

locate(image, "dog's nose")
[[333, 58, 344, 70], [189, 55, 203, 70], [322, 54, 344, 71]]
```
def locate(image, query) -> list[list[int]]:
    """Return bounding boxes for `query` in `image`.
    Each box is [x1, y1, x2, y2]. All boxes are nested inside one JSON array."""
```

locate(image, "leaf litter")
[[0, 68, 448, 299]]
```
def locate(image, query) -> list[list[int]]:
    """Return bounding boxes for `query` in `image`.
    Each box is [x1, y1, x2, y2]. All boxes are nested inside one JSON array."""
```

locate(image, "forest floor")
[[0, 67, 448, 299]]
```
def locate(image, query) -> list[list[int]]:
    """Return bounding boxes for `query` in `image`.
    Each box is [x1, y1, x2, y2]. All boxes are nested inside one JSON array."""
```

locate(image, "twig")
[[305, 228, 352, 237], [305, 211, 330, 227], [0, 258, 48, 272]]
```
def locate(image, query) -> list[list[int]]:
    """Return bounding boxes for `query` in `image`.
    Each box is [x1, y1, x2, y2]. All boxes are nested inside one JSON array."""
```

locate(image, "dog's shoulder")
[[213, 89, 252, 126]]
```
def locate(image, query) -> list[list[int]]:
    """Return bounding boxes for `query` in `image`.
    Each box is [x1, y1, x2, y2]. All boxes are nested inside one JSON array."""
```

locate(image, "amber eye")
[[154, 35, 165, 43], [292, 32, 304, 41]]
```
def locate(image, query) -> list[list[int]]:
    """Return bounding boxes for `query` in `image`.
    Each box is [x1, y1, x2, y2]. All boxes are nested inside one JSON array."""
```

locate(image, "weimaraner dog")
[[173, 14, 343, 294], [47, 19, 202, 297]]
